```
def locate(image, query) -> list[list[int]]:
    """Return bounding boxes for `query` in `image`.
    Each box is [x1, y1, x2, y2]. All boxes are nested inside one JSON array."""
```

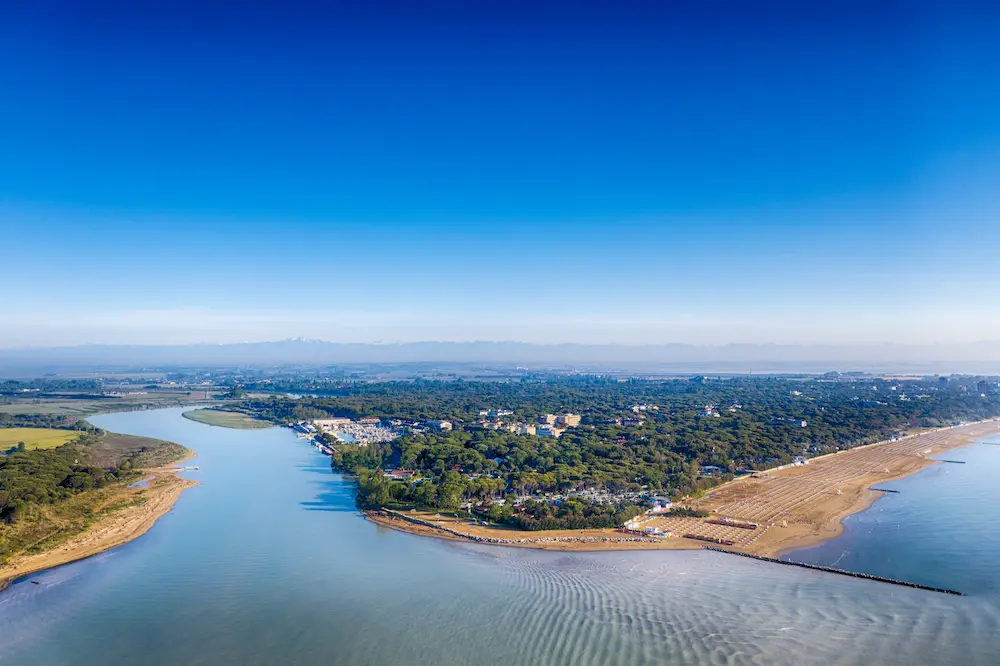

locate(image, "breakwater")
[[704, 547, 963, 596], [939, 460, 965, 464], [870, 488, 900, 493]]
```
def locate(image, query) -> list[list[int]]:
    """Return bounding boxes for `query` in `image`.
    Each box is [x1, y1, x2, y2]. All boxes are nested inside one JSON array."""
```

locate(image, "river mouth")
[[3, 407, 1000, 666]]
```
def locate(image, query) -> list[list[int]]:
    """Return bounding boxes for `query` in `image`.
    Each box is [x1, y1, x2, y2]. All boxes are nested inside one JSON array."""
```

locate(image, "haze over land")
[[4, 339, 1000, 375]]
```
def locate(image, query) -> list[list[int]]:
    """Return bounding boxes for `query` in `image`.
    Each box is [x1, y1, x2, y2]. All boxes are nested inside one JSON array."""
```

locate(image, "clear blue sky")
[[2, 1, 999, 347]]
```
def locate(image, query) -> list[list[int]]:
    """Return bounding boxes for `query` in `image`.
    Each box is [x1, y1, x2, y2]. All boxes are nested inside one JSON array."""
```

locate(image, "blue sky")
[[2, 1, 999, 347]]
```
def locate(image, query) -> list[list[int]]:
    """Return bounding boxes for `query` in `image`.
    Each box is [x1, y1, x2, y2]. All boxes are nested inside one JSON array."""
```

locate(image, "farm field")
[[0, 427, 79, 450], [0, 400, 112, 417], [0, 391, 216, 418]]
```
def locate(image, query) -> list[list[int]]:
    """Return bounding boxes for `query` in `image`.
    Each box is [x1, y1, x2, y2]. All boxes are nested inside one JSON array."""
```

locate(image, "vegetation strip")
[[704, 547, 964, 596], [181, 408, 271, 429]]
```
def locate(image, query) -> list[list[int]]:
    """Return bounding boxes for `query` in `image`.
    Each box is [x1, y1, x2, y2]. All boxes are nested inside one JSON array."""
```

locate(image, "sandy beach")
[[365, 420, 1000, 556], [695, 419, 1000, 556], [0, 455, 198, 587]]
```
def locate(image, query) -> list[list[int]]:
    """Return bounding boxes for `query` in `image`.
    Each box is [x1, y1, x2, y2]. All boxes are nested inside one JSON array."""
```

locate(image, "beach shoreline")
[[363, 421, 1000, 556], [0, 450, 198, 587], [717, 420, 1000, 557]]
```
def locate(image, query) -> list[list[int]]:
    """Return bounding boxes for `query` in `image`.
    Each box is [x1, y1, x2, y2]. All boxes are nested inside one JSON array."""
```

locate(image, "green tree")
[[436, 471, 466, 510], [414, 481, 438, 506]]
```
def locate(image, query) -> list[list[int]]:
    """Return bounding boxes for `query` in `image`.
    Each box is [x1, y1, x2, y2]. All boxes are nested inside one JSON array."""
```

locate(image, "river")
[[2, 407, 999, 665]]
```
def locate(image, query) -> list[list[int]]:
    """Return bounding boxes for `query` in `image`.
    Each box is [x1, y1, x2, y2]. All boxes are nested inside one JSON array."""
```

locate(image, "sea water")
[[2, 408, 998, 666]]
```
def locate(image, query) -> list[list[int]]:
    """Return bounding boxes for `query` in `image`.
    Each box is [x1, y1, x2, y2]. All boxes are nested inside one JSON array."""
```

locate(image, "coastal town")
[[295, 409, 585, 445], [293, 410, 629, 508], [279, 383, 1000, 559], [5, 372, 1000, 589], [366, 419, 1000, 559]]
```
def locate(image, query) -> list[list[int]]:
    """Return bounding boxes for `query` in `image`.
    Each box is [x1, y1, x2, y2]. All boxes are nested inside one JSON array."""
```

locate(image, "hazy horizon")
[[7, 336, 1000, 352], [5, 338, 1000, 377]]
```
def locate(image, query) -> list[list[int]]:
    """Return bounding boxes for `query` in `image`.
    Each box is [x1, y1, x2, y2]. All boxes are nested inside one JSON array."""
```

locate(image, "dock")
[[313, 440, 335, 455], [704, 547, 963, 596]]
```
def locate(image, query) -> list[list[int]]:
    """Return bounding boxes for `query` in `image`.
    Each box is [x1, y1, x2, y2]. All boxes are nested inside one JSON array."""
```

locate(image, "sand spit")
[[366, 420, 1000, 556]]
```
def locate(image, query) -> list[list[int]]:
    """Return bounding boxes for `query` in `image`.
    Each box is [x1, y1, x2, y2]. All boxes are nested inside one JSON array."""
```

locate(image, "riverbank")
[[0, 451, 198, 587], [364, 420, 1000, 556]]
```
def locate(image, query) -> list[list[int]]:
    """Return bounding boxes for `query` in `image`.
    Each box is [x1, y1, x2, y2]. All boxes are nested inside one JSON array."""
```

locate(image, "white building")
[[313, 417, 353, 430], [556, 413, 581, 427]]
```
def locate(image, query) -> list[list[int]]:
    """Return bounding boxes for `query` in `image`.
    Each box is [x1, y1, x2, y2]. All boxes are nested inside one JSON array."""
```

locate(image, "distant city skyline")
[[3, 2, 999, 348]]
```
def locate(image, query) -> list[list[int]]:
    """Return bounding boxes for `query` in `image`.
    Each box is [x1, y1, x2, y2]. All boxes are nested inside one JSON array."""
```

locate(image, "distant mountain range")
[[4, 339, 1000, 375]]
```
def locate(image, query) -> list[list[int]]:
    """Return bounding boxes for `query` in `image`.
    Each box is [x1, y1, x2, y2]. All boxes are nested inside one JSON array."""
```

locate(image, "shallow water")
[[792, 435, 1000, 594], [2, 408, 999, 666]]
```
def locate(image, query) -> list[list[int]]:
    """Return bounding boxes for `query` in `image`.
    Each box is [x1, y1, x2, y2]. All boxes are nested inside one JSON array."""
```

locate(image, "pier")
[[704, 547, 963, 596], [314, 441, 335, 456]]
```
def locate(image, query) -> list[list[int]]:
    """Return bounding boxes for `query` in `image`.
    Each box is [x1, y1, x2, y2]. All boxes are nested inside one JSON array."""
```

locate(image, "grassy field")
[[0, 427, 79, 450], [182, 408, 272, 430]]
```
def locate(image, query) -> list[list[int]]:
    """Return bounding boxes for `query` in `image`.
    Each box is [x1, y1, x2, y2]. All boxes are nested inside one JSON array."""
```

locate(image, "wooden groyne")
[[685, 533, 735, 546], [704, 547, 963, 596], [705, 518, 759, 529]]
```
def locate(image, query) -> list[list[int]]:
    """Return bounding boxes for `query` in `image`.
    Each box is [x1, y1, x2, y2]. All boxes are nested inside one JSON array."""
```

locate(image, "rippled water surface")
[[3, 409, 999, 666]]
